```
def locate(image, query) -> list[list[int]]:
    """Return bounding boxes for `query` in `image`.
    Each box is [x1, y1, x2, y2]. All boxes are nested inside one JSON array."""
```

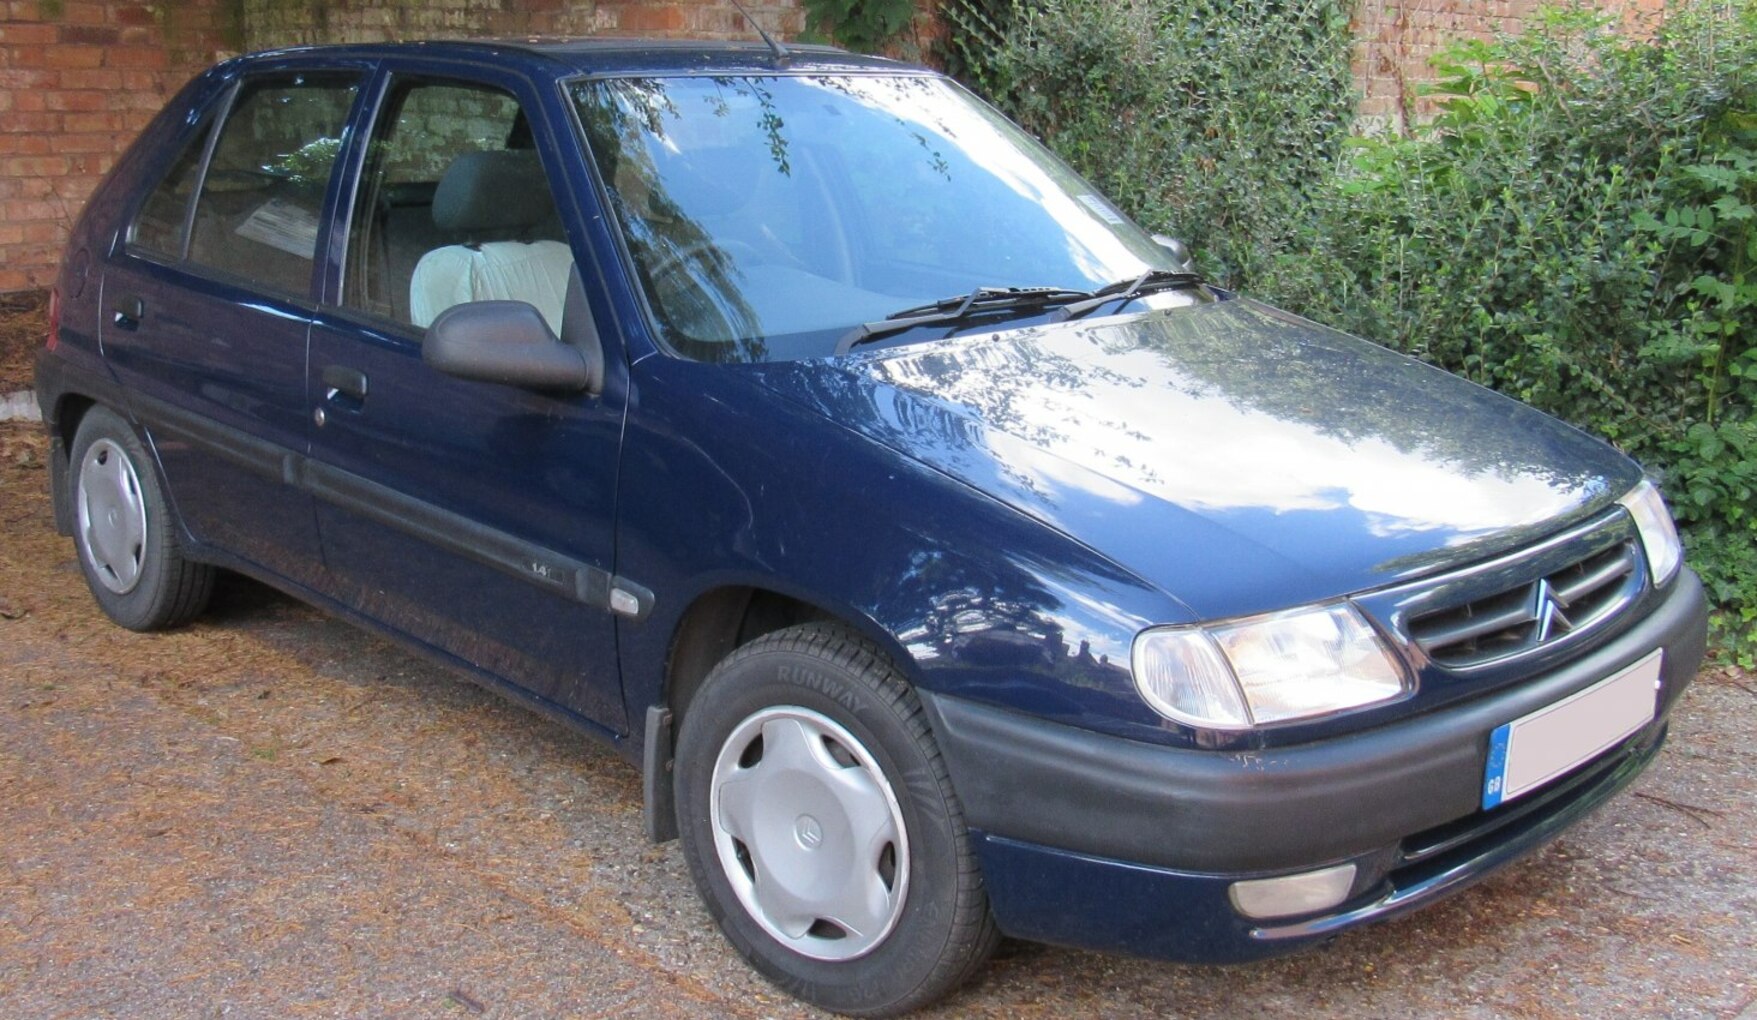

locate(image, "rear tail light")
[[46, 286, 61, 352]]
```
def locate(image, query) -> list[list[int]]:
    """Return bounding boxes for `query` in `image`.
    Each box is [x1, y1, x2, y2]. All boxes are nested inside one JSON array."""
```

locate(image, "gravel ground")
[[2, 406, 1755, 1016]]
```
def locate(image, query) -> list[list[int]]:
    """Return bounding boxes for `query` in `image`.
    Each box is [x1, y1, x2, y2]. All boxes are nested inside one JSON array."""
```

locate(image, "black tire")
[[674, 622, 999, 1017], [68, 406, 214, 631]]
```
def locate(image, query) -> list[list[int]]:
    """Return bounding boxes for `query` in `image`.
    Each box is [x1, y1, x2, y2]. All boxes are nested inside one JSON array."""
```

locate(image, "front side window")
[[572, 74, 1180, 363], [343, 78, 571, 332], [186, 73, 359, 297]]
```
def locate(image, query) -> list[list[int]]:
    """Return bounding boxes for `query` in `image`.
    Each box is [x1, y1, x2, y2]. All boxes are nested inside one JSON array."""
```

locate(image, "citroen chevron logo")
[[1532, 579, 1574, 644]]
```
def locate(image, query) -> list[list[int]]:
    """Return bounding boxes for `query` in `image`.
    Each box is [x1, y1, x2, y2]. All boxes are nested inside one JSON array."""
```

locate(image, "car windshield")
[[571, 73, 1192, 363]]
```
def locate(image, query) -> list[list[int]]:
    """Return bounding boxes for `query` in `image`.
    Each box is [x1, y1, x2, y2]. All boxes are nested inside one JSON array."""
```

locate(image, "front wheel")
[[674, 623, 998, 1017]]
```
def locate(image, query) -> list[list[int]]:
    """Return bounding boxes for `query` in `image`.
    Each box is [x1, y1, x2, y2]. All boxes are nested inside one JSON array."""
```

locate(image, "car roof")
[[228, 37, 925, 78]]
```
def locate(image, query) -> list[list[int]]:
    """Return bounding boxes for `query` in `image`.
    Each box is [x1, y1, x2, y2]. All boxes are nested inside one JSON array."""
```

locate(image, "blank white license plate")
[[1482, 650, 1662, 810]]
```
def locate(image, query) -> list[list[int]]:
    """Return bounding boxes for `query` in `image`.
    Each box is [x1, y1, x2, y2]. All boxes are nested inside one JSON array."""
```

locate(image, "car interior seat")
[[409, 150, 573, 333]]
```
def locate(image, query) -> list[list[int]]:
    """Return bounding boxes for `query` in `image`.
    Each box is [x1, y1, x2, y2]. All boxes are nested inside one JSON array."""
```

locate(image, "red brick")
[[0, 133, 54, 155], [50, 132, 115, 153], [23, 221, 68, 244], [63, 2, 109, 26], [0, 270, 34, 294], [14, 176, 53, 199], [0, 110, 59, 132], [44, 45, 106, 69], [5, 45, 45, 68], [4, 199, 65, 221], [2, 155, 71, 177], [0, 23, 59, 45], [11, 90, 48, 112], [119, 69, 168, 93], [58, 176, 99, 203], [0, 225, 24, 246], [45, 91, 106, 112], [103, 45, 169, 69], [62, 110, 124, 132], [617, 6, 689, 32], [103, 90, 152, 112], [56, 68, 124, 90], [62, 25, 120, 45], [115, 3, 156, 25], [0, 69, 57, 89]]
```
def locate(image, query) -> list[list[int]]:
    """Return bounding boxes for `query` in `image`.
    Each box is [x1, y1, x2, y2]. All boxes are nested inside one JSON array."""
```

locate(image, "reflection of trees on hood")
[[760, 297, 1615, 545], [1113, 299, 1607, 491], [856, 300, 1604, 494]]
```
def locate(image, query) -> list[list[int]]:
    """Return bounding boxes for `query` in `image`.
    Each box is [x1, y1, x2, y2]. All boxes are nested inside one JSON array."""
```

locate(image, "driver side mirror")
[[424, 300, 603, 394], [1152, 235, 1197, 275]]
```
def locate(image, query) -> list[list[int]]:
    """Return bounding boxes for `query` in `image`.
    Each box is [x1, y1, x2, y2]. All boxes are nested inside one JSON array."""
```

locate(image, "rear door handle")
[[111, 294, 145, 329], [322, 364, 369, 402]]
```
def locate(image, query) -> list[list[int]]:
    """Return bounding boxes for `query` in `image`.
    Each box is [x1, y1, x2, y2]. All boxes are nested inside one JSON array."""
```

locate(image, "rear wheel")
[[674, 623, 998, 1017], [69, 406, 214, 631]]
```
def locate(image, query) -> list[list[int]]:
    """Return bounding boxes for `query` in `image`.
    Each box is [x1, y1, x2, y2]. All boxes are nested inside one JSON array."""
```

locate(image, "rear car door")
[[99, 68, 366, 589], [305, 64, 630, 730]]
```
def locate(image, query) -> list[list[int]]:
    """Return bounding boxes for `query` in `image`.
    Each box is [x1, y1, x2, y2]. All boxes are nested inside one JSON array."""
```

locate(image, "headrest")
[[432, 150, 554, 234]]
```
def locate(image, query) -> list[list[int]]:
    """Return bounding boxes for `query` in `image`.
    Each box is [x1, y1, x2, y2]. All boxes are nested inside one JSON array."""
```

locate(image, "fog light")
[[1229, 863, 1357, 919]]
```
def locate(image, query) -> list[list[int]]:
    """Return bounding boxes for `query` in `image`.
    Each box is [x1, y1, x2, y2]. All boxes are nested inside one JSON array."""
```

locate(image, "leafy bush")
[[799, 0, 917, 53], [950, 0, 1757, 659], [963, 0, 1356, 286]]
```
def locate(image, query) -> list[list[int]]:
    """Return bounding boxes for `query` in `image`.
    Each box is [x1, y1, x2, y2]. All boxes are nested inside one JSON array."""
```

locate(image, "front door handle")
[[322, 364, 369, 402], [111, 294, 145, 330]]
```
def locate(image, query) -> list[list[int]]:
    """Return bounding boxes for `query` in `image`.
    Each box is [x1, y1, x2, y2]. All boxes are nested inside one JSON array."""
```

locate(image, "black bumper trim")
[[919, 570, 1706, 873]]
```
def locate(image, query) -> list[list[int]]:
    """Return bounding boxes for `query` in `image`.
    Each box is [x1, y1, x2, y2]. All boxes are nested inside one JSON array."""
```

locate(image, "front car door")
[[99, 66, 368, 590], [305, 62, 630, 731]]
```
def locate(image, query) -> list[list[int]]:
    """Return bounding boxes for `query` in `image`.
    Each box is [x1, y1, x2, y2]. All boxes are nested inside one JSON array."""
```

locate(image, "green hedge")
[[950, 0, 1757, 660]]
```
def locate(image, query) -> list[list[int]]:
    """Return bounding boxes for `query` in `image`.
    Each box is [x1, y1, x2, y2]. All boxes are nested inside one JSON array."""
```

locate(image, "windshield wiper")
[[1050, 269, 1207, 322], [835, 286, 1094, 355]]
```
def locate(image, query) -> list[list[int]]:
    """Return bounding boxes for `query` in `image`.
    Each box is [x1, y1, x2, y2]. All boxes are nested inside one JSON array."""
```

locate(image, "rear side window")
[[185, 73, 360, 297]]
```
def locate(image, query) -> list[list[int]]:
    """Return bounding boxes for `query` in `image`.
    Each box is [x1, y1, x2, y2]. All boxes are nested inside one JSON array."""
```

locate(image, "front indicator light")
[[1230, 863, 1357, 919]]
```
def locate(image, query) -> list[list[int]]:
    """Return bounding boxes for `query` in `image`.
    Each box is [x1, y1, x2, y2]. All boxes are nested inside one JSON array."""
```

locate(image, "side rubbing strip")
[[303, 461, 616, 607], [133, 392, 290, 482], [131, 397, 632, 612]]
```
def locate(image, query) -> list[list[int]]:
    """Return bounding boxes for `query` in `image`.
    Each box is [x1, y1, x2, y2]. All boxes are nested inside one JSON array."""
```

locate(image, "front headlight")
[[1617, 479, 1682, 587], [1131, 603, 1410, 730]]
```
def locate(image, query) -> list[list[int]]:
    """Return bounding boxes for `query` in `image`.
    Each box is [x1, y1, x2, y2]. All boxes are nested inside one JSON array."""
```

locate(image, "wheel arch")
[[45, 392, 99, 536], [642, 580, 923, 844]]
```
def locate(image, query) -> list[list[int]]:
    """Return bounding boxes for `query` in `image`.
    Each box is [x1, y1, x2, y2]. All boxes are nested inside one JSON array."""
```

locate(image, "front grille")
[[1406, 541, 1639, 669]]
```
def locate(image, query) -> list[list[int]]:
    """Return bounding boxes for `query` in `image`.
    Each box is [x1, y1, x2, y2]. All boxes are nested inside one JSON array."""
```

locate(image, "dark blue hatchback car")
[[36, 37, 1708, 1016]]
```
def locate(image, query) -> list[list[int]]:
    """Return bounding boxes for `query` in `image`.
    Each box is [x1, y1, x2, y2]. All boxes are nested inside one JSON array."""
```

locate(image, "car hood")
[[748, 300, 1639, 620]]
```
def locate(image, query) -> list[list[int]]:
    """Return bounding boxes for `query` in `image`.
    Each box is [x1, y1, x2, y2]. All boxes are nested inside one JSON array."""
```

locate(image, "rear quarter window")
[[128, 117, 213, 259]]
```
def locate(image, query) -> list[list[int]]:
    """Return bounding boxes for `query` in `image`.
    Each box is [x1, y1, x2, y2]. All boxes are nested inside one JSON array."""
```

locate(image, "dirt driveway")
[[2, 416, 1754, 1019]]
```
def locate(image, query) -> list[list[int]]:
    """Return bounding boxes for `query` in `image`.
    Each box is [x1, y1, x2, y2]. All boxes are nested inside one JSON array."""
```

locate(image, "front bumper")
[[919, 569, 1707, 962]]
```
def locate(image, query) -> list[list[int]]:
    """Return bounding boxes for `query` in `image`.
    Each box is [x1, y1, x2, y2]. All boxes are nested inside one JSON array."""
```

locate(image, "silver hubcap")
[[76, 438, 148, 595], [709, 706, 909, 961]]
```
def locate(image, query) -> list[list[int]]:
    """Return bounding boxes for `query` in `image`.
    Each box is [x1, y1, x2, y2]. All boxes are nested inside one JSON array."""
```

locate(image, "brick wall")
[[0, 0, 803, 294], [1353, 0, 1666, 131], [0, 0, 235, 292], [240, 0, 802, 50], [0, 0, 1671, 294]]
